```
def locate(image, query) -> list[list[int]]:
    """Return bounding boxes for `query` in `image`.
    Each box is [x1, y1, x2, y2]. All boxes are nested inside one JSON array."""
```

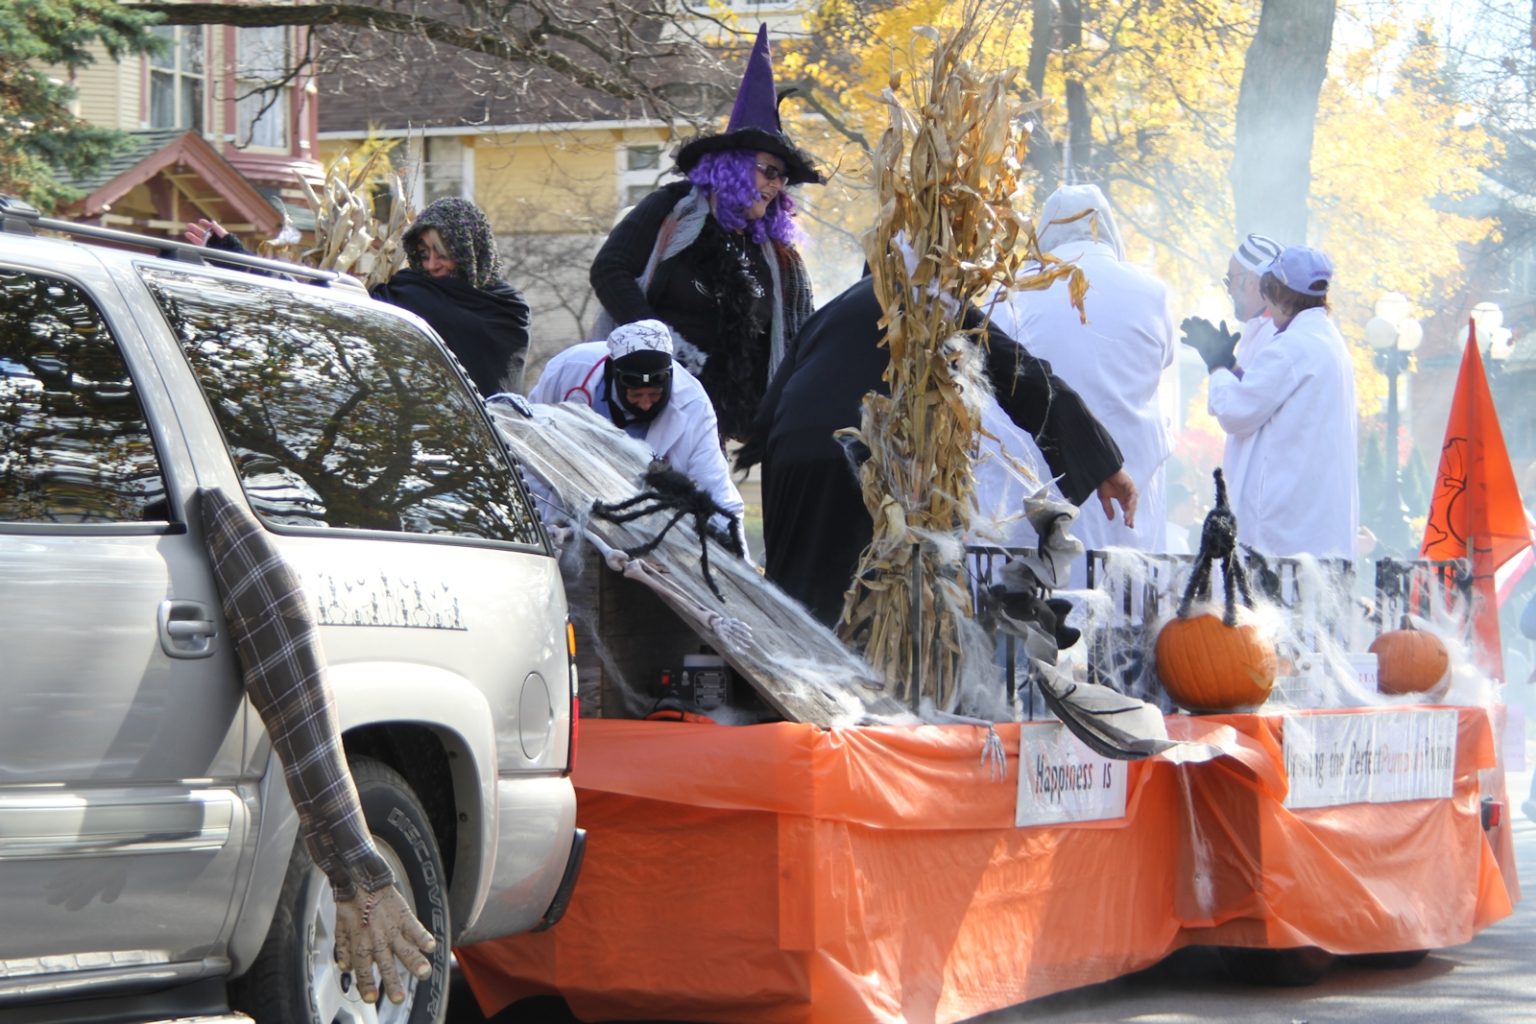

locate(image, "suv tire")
[[231, 756, 452, 1024]]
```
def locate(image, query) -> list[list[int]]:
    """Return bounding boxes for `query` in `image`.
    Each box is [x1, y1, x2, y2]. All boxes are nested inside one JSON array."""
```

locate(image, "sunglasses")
[[616, 367, 671, 390], [755, 162, 789, 183]]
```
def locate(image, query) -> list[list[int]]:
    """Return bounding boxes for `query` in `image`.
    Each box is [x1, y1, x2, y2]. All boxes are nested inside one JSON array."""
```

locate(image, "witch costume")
[[372, 197, 532, 398], [589, 25, 819, 440]]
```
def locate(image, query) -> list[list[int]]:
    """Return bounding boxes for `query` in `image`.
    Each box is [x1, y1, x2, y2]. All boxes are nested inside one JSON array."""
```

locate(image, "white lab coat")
[[528, 341, 745, 524], [972, 399, 1054, 549], [990, 239, 1174, 553], [1221, 313, 1278, 541], [1207, 307, 1358, 558]]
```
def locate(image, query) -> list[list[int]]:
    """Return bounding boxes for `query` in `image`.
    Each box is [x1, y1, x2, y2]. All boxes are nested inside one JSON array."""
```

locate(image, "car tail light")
[[566, 620, 579, 776]]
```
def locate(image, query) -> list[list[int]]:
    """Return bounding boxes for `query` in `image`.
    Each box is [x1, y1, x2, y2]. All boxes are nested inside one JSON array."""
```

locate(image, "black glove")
[[1180, 316, 1240, 372]]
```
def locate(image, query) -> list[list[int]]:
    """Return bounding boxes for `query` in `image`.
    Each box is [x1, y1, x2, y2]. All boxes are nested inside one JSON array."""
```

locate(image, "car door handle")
[[159, 599, 218, 659]]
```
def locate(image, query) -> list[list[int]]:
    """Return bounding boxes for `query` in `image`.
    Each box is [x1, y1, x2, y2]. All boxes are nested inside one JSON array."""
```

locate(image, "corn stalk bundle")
[[837, 11, 1084, 712], [259, 148, 416, 291]]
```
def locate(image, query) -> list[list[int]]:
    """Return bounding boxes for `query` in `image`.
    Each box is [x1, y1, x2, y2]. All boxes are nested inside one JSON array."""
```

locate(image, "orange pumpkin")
[[1369, 618, 1449, 695], [1155, 611, 1278, 712]]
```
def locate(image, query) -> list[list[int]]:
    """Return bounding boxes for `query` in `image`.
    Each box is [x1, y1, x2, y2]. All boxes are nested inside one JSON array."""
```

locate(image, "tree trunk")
[[1024, 0, 1060, 199], [1026, 0, 1053, 98], [1231, 0, 1337, 244], [1059, 0, 1093, 182]]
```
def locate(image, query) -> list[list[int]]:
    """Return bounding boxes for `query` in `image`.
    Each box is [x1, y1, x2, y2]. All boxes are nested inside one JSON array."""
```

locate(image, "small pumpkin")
[[1156, 610, 1277, 711], [1369, 616, 1449, 695], [1154, 468, 1278, 712]]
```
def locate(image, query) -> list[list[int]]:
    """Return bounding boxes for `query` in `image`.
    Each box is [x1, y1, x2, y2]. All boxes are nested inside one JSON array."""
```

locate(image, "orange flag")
[[1419, 322, 1532, 680]]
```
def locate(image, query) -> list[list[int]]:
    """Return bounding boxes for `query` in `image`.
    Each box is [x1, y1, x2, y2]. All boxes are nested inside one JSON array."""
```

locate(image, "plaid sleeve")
[[199, 487, 394, 900]]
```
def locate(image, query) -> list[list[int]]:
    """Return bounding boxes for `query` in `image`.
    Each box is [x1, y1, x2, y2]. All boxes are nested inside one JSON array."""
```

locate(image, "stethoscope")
[[563, 356, 610, 405]]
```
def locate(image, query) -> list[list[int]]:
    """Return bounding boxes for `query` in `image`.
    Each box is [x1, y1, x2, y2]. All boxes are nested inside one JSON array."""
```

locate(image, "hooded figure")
[[528, 320, 745, 546], [990, 184, 1175, 562], [372, 197, 532, 397], [589, 24, 820, 440]]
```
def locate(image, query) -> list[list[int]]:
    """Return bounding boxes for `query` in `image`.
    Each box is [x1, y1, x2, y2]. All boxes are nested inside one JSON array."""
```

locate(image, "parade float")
[[461, 15, 1522, 1023]]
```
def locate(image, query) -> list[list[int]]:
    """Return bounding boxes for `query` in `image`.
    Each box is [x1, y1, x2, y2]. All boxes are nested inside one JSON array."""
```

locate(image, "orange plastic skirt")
[[458, 709, 1516, 1024]]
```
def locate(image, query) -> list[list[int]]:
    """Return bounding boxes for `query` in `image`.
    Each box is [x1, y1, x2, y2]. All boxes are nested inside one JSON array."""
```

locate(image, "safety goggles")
[[615, 366, 672, 389]]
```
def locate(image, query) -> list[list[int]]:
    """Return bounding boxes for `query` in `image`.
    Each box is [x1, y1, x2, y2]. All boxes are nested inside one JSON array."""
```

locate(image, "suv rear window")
[[142, 266, 541, 545], [0, 269, 168, 524]]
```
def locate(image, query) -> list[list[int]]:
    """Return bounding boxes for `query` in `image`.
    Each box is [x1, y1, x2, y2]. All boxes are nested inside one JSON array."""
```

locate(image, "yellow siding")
[[475, 127, 668, 234], [76, 57, 139, 130], [42, 42, 140, 130]]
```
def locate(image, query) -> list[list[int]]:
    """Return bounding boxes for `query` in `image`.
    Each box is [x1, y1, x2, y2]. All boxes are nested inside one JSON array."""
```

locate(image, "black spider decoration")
[[590, 459, 745, 601], [1177, 468, 1255, 626]]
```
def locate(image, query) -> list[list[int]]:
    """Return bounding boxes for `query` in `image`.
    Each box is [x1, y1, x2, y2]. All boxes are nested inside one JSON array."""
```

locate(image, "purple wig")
[[686, 149, 799, 246]]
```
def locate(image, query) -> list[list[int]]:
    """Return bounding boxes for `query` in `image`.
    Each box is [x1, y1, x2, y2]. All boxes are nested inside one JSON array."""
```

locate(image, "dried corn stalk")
[[259, 146, 416, 291], [837, 10, 1084, 711]]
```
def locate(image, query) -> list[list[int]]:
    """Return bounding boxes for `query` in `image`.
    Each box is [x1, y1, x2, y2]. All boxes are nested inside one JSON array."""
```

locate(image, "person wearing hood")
[[737, 274, 1136, 628], [183, 196, 532, 398], [370, 196, 532, 397], [1181, 232, 1284, 543], [528, 318, 746, 551], [588, 24, 819, 441], [1189, 245, 1359, 558], [989, 184, 1175, 559]]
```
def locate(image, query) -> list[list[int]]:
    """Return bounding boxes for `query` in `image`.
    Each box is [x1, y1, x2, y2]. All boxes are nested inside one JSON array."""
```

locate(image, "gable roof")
[[60, 130, 283, 237]]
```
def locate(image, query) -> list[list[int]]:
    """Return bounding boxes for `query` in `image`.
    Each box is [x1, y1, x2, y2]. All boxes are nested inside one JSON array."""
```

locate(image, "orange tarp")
[[458, 711, 1514, 1024]]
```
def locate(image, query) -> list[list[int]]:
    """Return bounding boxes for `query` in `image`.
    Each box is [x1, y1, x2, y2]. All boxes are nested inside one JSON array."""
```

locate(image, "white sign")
[[1282, 709, 1458, 810], [1016, 724, 1128, 827]]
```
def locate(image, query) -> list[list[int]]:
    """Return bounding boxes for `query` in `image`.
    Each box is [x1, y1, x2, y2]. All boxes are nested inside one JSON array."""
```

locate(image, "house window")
[[149, 26, 204, 131], [423, 137, 466, 202], [626, 145, 661, 172], [235, 26, 290, 149], [618, 143, 665, 209]]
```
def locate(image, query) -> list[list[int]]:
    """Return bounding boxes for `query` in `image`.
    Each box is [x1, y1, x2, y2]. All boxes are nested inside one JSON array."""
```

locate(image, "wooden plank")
[[493, 401, 908, 724]]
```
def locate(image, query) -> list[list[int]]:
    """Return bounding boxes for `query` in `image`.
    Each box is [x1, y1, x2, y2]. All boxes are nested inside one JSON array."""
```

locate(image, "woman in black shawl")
[[370, 197, 531, 397], [185, 196, 531, 398]]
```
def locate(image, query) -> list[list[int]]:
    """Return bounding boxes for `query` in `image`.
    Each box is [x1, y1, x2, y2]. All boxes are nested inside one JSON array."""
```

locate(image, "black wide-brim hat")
[[674, 127, 823, 185], [674, 25, 823, 186]]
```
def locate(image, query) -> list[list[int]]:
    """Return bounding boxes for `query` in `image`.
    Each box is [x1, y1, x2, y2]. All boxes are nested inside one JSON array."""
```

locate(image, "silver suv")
[[0, 198, 583, 1024]]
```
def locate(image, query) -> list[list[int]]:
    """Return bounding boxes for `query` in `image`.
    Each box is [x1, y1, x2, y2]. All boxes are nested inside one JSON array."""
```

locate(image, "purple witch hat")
[[674, 24, 823, 185]]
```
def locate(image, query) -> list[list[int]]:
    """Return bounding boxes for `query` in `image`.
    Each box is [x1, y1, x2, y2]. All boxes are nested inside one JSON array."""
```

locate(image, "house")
[[53, 23, 322, 241]]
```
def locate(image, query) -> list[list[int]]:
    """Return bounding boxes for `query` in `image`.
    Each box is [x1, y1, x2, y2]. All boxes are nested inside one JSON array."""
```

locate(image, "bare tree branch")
[[124, 0, 730, 122]]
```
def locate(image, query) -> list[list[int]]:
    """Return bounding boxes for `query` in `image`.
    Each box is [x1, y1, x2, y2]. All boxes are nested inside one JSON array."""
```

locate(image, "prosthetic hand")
[[334, 885, 438, 1005], [1096, 468, 1138, 529], [1179, 316, 1240, 372]]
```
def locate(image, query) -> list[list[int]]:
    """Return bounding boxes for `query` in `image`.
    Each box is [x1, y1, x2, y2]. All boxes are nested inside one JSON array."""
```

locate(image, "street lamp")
[[1469, 301, 1514, 365], [1364, 293, 1422, 555]]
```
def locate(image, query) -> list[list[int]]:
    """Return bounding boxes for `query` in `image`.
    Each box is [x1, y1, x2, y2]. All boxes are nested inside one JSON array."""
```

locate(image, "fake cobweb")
[[488, 397, 911, 727], [486, 390, 1504, 759]]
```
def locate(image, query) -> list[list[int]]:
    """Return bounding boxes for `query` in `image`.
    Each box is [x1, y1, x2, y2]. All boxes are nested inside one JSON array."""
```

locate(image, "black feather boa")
[[691, 217, 771, 440]]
